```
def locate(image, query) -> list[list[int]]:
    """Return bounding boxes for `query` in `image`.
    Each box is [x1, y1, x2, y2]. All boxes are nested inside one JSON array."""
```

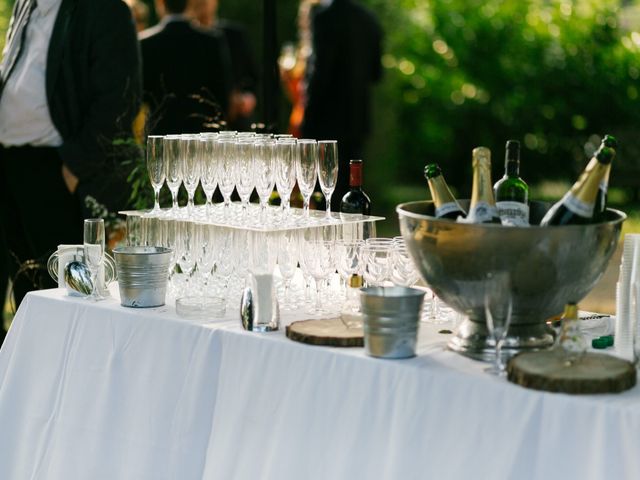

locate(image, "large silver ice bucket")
[[396, 200, 625, 361]]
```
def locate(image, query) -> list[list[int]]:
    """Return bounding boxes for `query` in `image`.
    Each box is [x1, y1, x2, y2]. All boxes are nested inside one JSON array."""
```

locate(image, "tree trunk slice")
[[286, 318, 364, 347], [507, 350, 636, 394]]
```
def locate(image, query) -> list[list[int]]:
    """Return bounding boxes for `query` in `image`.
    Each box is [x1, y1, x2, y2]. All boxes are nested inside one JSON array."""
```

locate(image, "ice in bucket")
[[360, 286, 425, 359]]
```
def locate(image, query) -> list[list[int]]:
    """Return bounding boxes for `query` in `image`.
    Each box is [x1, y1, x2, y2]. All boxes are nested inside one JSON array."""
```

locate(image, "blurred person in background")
[[279, 0, 320, 138], [0, 0, 142, 316], [302, 0, 383, 210], [126, 0, 151, 32], [140, 0, 233, 134], [188, 0, 258, 131]]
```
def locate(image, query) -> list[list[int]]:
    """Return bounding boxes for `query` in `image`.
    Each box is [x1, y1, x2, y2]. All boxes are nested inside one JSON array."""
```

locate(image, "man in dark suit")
[[302, 0, 383, 210], [140, 0, 233, 135], [188, 0, 259, 131], [0, 0, 142, 311]]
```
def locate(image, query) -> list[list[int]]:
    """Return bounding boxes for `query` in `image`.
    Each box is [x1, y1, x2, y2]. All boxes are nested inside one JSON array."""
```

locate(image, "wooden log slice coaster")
[[507, 350, 636, 394], [286, 318, 364, 347]]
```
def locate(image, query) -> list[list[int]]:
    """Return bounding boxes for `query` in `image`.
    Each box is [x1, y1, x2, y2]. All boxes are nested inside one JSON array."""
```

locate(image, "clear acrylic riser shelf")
[[120, 202, 384, 237]]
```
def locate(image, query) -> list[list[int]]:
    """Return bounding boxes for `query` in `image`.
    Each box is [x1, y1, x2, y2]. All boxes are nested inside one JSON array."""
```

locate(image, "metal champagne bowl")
[[396, 200, 625, 361]]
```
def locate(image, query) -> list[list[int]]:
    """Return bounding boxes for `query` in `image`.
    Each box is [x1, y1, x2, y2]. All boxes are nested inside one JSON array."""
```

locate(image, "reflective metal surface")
[[64, 261, 92, 296], [361, 286, 425, 359], [397, 200, 625, 360], [240, 286, 254, 331], [113, 246, 172, 308]]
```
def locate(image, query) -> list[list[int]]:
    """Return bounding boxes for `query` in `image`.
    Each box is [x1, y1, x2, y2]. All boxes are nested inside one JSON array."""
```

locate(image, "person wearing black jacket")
[[0, 0, 142, 310], [302, 0, 383, 210], [140, 0, 233, 135]]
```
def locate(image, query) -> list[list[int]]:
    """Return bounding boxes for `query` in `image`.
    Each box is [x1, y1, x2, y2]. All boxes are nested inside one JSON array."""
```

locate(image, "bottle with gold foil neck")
[[540, 135, 617, 226], [461, 147, 501, 224], [424, 163, 466, 220]]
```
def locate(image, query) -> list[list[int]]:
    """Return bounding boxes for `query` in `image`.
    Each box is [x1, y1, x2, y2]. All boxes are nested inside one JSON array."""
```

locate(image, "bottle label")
[[496, 201, 529, 226], [466, 201, 498, 223], [562, 191, 594, 218], [435, 202, 462, 218]]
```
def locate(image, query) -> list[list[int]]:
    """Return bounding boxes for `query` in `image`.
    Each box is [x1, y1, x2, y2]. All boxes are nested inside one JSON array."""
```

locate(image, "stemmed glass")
[[296, 139, 318, 218], [164, 135, 183, 216], [484, 271, 513, 376], [181, 135, 201, 216], [83, 218, 106, 301], [254, 138, 276, 222], [146, 135, 165, 214], [362, 244, 391, 287], [390, 242, 420, 288], [277, 229, 300, 309], [317, 140, 339, 218], [275, 139, 297, 215], [200, 136, 218, 218], [234, 137, 255, 215], [218, 138, 237, 217], [300, 229, 335, 314]]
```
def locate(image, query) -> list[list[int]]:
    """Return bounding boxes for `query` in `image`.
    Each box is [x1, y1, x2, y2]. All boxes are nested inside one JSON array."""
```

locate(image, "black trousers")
[[0, 145, 83, 307]]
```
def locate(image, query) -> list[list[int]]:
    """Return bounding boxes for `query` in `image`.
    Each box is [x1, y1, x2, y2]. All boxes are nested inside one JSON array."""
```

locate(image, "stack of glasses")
[[145, 131, 345, 228], [124, 214, 454, 324]]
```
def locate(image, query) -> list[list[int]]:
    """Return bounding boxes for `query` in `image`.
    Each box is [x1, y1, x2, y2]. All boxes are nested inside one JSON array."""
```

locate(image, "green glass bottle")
[[424, 163, 466, 219], [462, 147, 501, 224], [493, 140, 529, 226], [596, 135, 618, 216], [540, 135, 617, 226]]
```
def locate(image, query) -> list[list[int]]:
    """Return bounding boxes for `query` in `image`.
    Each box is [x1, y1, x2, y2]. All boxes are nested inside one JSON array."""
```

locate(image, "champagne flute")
[[275, 138, 297, 215], [200, 135, 218, 218], [146, 135, 165, 214], [164, 135, 183, 216], [484, 271, 513, 376], [317, 140, 339, 218], [181, 135, 201, 216], [83, 218, 106, 301], [296, 139, 318, 218]]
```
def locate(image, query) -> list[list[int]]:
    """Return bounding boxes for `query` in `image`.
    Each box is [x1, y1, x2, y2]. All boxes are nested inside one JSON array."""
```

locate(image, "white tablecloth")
[[0, 289, 639, 480]]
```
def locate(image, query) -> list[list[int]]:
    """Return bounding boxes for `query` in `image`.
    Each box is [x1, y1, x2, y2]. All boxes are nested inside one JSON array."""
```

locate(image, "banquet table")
[[0, 289, 639, 480]]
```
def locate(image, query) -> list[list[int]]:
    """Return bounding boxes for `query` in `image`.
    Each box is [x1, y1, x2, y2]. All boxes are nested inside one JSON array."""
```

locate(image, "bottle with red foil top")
[[340, 159, 371, 215]]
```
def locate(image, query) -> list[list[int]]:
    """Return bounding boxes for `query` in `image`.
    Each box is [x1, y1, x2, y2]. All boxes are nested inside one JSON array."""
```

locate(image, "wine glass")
[[296, 139, 318, 218], [146, 135, 165, 214], [362, 244, 391, 287], [163, 135, 183, 216], [83, 218, 105, 301], [277, 229, 300, 309], [317, 140, 339, 218], [300, 228, 335, 314], [254, 138, 276, 222], [234, 137, 256, 215], [200, 135, 218, 218], [181, 135, 201, 216], [275, 138, 297, 215], [484, 271, 513, 376], [218, 138, 237, 217]]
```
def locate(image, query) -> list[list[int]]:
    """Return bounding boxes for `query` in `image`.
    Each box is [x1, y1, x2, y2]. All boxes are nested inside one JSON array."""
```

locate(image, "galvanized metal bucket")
[[361, 286, 425, 359], [113, 246, 172, 308]]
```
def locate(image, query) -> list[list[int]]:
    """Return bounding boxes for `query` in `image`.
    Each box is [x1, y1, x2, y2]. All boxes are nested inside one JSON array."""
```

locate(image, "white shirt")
[[0, 0, 63, 147]]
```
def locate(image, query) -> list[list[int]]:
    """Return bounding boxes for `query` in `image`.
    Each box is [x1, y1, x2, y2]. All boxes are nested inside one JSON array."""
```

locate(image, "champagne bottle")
[[596, 135, 617, 215], [493, 140, 529, 226], [340, 159, 371, 215], [461, 147, 501, 224], [540, 136, 617, 226], [423, 163, 466, 219]]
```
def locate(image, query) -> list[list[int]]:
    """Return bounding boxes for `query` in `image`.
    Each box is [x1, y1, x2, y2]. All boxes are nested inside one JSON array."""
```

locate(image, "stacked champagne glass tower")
[[123, 131, 395, 322]]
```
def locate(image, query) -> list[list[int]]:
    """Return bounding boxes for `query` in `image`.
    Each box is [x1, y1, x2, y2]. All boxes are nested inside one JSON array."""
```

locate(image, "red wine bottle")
[[340, 159, 371, 215]]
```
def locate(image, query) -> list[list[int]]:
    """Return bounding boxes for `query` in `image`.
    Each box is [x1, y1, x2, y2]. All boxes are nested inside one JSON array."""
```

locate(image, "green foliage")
[[364, 0, 640, 194]]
